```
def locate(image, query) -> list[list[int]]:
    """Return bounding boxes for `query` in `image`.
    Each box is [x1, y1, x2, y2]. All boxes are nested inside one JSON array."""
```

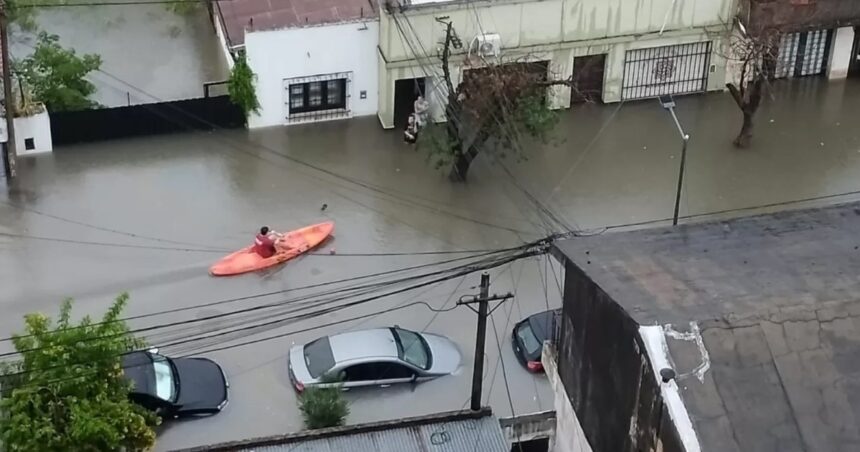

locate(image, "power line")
[[0, 199, 223, 250], [0, 231, 509, 257], [1, 247, 540, 383], [0, 245, 532, 346], [0, 245, 543, 360], [83, 64, 534, 237], [0, 299, 458, 393], [490, 310, 524, 452], [0, 232, 229, 253], [0, 248, 530, 359]]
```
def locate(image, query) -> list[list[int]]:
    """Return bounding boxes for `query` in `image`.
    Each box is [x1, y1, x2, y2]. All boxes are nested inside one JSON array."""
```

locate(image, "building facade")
[[739, 0, 860, 80], [214, 0, 380, 129], [377, 0, 735, 129]]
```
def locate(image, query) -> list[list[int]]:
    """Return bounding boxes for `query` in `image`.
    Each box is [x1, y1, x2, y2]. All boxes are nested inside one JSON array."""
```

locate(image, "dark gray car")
[[123, 349, 229, 417], [288, 327, 461, 392]]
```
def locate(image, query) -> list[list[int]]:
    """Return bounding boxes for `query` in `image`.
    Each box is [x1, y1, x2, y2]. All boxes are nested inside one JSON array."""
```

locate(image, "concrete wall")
[[245, 21, 380, 128], [828, 26, 856, 79], [551, 253, 684, 452], [544, 344, 593, 452], [377, 0, 731, 128]]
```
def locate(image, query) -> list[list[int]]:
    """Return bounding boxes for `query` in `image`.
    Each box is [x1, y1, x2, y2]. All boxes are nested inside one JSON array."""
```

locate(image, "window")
[[151, 354, 177, 402], [24, 138, 35, 150], [342, 363, 384, 382], [304, 337, 335, 378], [290, 85, 304, 110], [308, 82, 322, 107], [391, 328, 430, 370], [287, 78, 347, 114], [516, 322, 542, 356], [341, 362, 414, 382]]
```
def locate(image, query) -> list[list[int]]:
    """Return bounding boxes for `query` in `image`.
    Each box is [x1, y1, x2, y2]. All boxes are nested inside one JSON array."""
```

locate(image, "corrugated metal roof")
[[236, 415, 507, 452], [173, 409, 510, 452]]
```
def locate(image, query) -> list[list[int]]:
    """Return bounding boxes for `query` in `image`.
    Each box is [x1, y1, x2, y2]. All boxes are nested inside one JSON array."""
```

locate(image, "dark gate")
[[775, 29, 834, 78], [571, 54, 606, 103], [393, 78, 426, 128], [50, 95, 244, 146], [622, 41, 712, 100]]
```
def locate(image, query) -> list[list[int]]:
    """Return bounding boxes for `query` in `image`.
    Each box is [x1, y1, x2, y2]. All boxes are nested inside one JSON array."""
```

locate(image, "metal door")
[[775, 29, 833, 78], [622, 41, 712, 100]]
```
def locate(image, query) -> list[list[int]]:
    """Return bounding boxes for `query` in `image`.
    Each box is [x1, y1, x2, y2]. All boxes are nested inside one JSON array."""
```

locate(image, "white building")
[[213, 0, 380, 129], [377, 0, 736, 128]]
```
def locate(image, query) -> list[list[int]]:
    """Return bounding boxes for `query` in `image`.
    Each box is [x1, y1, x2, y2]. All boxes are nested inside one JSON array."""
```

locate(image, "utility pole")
[[457, 272, 513, 411], [0, 0, 16, 179]]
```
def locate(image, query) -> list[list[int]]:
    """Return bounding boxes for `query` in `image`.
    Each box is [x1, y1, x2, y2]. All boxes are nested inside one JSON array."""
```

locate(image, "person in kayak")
[[254, 226, 282, 258]]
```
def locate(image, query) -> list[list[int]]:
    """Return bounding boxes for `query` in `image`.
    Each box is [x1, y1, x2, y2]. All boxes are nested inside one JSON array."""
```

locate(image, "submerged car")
[[122, 349, 229, 417], [512, 309, 561, 372], [288, 326, 461, 392]]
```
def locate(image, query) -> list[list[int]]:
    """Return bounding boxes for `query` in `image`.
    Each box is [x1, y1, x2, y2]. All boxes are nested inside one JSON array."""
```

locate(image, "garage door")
[[622, 41, 712, 100], [775, 30, 833, 79]]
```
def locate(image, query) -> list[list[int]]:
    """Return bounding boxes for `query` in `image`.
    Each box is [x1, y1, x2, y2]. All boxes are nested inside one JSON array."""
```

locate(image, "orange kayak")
[[210, 222, 334, 276]]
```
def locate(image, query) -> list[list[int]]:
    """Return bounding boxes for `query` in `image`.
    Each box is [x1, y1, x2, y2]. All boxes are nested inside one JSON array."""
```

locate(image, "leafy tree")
[[725, 28, 780, 148], [298, 384, 349, 429], [0, 293, 159, 451], [228, 51, 260, 118], [15, 32, 102, 112], [416, 20, 569, 181]]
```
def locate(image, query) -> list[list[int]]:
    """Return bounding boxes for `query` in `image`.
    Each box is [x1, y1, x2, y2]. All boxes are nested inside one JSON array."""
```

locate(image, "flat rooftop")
[[554, 202, 860, 451], [172, 408, 509, 452], [216, 0, 378, 46]]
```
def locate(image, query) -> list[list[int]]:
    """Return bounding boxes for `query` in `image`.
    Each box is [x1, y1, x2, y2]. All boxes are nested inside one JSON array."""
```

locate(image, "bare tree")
[[725, 27, 780, 148], [418, 20, 576, 181]]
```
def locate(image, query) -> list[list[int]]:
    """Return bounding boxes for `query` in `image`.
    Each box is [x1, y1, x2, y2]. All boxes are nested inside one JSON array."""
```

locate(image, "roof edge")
[[171, 407, 494, 451]]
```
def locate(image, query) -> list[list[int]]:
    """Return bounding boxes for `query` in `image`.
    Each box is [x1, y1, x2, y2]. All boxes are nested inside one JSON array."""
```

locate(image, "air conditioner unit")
[[473, 33, 501, 58]]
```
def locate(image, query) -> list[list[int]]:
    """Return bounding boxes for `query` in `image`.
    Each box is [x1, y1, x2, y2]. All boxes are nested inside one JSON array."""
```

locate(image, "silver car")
[[288, 326, 462, 392]]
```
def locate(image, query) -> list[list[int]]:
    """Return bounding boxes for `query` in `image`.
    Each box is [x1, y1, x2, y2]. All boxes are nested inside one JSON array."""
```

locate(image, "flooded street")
[[11, 3, 227, 107], [2, 77, 860, 449]]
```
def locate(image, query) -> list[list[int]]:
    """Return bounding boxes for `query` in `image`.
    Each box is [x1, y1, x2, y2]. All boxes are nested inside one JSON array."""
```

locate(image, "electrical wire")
[[0, 299, 459, 393], [0, 231, 511, 257], [0, 244, 533, 346], [0, 199, 224, 250], [0, 247, 540, 390], [0, 246, 535, 358]]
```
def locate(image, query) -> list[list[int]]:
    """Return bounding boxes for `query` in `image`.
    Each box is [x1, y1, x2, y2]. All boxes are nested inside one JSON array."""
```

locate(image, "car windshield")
[[517, 322, 542, 355], [304, 337, 335, 379], [392, 328, 430, 370], [151, 354, 177, 402]]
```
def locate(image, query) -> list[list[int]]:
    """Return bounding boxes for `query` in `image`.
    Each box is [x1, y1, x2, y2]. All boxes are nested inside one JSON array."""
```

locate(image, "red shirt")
[[254, 233, 276, 258]]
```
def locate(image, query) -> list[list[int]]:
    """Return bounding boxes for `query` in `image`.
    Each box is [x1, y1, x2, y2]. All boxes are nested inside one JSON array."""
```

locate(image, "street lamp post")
[[658, 95, 690, 226]]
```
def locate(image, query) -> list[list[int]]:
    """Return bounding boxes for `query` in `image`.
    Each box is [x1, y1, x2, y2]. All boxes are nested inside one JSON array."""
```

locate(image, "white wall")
[[543, 343, 593, 452], [0, 110, 53, 155], [828, 27, 856, 80], [245, 21, 380, 128], [380, 0, 733, 64]]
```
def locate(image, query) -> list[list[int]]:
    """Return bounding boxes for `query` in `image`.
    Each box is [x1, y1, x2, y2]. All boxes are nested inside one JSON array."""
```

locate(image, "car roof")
[[328, 328, 399, 364], [526, 309, 561, 342]]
